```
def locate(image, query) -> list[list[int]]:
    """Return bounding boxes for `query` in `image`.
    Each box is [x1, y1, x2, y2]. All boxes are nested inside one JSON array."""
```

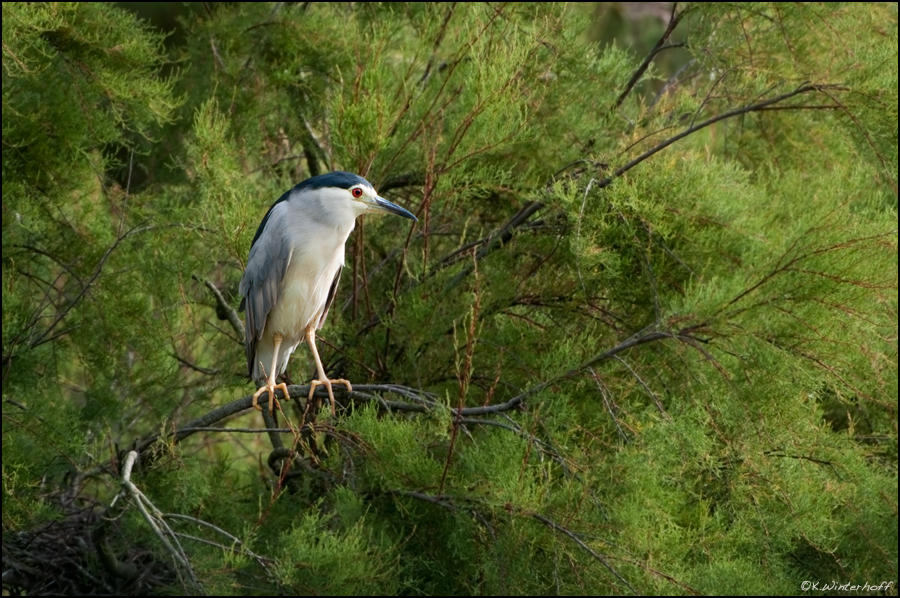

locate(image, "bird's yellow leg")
[[306, 328, 351, 414], [252, 333, 291, 414]]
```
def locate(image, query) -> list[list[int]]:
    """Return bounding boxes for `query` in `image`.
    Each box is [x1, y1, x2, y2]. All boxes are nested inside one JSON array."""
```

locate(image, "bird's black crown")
[[293, 171, 371, 192]]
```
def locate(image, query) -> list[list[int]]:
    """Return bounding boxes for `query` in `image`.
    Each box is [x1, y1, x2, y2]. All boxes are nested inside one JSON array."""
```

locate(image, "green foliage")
[[3, 2, 896, 595]]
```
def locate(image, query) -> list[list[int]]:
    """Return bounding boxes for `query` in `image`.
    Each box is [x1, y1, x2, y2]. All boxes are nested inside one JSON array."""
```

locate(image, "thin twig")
[[27, 224, 154, 351], [174, 426, 294, 434], [531, 513, 639, 595], [588, 367, 629, 443], [612, 355, 670, 420], [615, 3, 686, 109], [603, 83, 846, 189], [118, 451, 202, 591], [172, 353, 221, 376], [195, 276, 245, 338], [165, 513, 274, 574]]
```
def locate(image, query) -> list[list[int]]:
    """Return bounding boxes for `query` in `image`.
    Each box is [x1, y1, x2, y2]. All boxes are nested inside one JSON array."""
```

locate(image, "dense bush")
[[3, 3, 896, 594]]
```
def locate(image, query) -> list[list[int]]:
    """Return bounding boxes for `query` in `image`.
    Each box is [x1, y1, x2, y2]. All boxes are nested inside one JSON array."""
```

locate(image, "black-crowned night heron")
[[239, 171, 417, 414]]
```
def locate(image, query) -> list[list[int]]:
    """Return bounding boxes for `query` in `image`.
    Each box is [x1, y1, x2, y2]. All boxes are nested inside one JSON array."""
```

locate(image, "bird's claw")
[[308, 378, 352, 414], [252, 381, 291, 414]]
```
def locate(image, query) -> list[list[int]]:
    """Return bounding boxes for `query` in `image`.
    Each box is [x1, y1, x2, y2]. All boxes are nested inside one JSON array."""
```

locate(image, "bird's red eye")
[[351, 188, 363, 198]]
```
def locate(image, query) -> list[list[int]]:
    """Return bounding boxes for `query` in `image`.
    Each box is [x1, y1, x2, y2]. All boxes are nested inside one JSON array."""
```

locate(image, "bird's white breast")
[[264, 208, 353, 341]]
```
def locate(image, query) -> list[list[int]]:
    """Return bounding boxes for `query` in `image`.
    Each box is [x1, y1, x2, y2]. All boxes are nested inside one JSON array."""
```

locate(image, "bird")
[[239, 171, 417, 414]]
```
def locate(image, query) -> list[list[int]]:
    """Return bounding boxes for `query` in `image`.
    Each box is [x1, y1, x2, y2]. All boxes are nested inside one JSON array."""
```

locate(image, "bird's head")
[[297, 171, 417, 225]]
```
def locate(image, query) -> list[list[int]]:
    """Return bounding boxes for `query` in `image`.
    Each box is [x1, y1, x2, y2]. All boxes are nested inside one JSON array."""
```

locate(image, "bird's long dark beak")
[[370, 195, 418, 221]]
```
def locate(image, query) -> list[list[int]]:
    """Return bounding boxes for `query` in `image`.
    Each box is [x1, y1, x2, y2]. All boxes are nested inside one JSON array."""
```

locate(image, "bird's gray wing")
[[239, 203, 292, 377], [317, 265, 342, 329]]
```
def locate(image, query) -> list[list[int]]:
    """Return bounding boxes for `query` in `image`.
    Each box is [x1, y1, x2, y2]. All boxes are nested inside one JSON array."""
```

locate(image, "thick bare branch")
[[118, 451, 202, 592]]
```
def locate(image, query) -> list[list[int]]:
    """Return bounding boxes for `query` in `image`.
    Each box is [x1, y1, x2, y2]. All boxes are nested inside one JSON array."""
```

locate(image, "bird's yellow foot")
[[252, 381, 291, 414], [308, 378, 352, 413]]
